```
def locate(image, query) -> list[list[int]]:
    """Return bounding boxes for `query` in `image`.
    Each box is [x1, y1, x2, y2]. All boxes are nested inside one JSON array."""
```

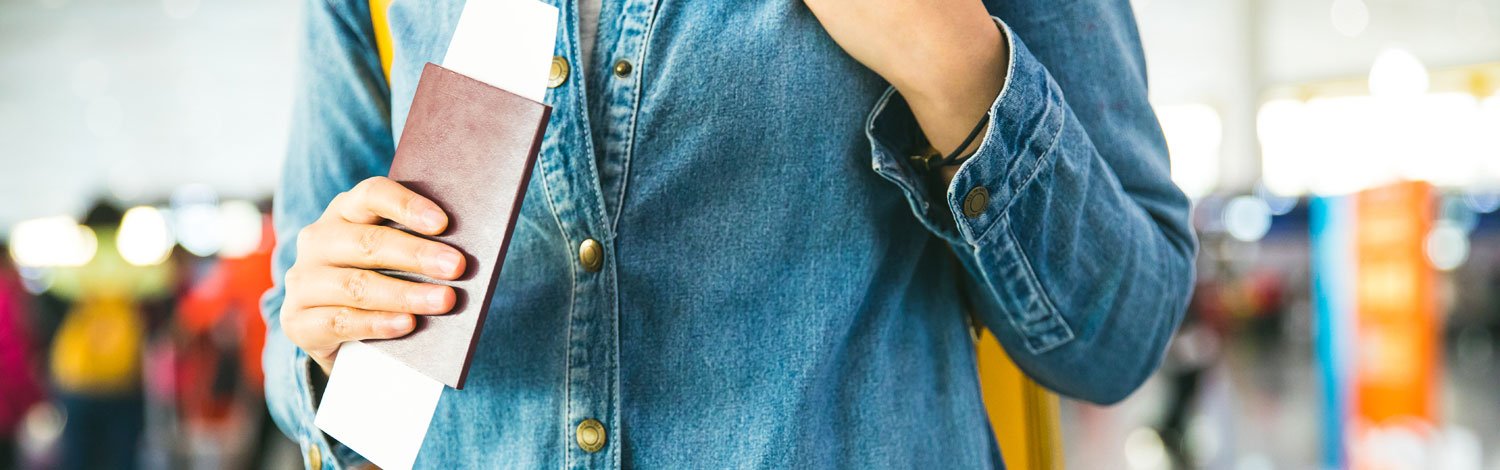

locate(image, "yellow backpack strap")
[[976, 328, 1064, 469], [369, 0, 394, 83]]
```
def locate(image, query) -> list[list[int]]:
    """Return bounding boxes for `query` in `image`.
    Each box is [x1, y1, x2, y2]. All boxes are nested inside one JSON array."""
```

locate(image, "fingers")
[[300, 222, 466, 280], [284, 176, 460, 372], [288, 306, 417, 347], [329, 176, 448, 236], [287, 266, 456, 314]]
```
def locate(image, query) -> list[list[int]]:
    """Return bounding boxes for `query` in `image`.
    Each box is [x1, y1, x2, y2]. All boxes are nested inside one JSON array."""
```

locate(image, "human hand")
[[281, 176, 465, 375]]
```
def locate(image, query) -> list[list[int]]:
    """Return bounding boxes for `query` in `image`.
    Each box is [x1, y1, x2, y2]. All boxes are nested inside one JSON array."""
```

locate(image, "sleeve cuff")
[[865, 17, 1077, 354], [866, 17, 1067, 247]]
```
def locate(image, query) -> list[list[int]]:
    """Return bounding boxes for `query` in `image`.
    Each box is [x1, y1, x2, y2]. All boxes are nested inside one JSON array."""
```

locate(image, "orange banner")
[[1353, 181, 1438, 427]]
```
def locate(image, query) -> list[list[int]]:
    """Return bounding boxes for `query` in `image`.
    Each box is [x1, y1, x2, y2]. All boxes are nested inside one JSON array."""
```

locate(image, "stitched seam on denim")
[[609, 0, 663, 238], [1000, 99, 1066, 217], [997, 97, 1052, 194], [535, 135, 578, 470], [955, 18, 1018, 191], [607, 239, 622, 469], [607, 4, 659, 463], [980, 215, 1070, 353], [562, 45, 611, 244], [550, 7, 590, 462], [970, 96, 1065, 246], [947, 18, 1017, 204], [992, 17, 1018, 109], [973, 229, 1045, 356], [863, 87, 898, 171], [558, 0, 598, 214], [1000, 213, 1075, 354]]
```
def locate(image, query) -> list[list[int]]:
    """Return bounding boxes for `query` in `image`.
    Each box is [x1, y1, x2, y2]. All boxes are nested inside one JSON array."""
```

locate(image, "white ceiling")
[[0, 0, 299, 230]]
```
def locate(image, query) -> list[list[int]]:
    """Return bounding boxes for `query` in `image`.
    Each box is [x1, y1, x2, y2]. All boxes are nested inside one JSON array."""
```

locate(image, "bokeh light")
[[1369, 48, 1429, 99], [7, 216, 97, 268], [1462, 192, 1500, 213], [1223, 196, 1272, 242], [116, 206, 174, 266], [1124, 427, 1168, 470], [217, 200, 263, 259], [171, 183, 221, 257], [1424, 221, 1469, 271], [1330, 0, 1370, 38], [1157, 103, 1223, 200]]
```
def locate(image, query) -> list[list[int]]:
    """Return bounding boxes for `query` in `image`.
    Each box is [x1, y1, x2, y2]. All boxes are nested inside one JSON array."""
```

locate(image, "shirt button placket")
[[574, 1, 657, 468]]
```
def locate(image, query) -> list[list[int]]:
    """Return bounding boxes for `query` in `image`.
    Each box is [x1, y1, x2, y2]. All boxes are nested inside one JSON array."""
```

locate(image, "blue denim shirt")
[[261, 0, 1196, 468]]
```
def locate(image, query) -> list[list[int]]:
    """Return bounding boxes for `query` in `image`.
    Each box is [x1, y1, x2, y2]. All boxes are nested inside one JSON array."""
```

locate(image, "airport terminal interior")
[[2, 0, 1499, 468]]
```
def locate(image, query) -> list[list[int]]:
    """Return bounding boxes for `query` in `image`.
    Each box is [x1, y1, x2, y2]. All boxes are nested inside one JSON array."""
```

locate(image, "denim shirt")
[[261, 0, 1196, 468]]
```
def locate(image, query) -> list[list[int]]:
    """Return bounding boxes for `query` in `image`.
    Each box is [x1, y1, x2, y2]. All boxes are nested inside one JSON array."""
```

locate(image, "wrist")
[[899, 27, 1008, 172], [892, 18, 1008, 116]]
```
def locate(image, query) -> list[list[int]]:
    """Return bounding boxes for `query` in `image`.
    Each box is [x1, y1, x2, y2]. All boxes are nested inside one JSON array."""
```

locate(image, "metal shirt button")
[[306, 444, 323, 470], [612, 59, 633, 78], [579, 238, 603, 272], [548, 56, 569, 88], [962, 186, 989, 218], [576, 418, 607, 453]]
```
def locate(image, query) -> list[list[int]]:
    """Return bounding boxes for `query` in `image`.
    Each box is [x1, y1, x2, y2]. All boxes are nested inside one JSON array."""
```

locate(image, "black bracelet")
[[909, 113, 990, 171]]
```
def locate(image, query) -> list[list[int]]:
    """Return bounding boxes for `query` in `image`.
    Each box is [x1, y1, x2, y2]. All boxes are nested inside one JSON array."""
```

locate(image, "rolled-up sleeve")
[[868, 11, 1196, 404], [259, 0, 395, 467]]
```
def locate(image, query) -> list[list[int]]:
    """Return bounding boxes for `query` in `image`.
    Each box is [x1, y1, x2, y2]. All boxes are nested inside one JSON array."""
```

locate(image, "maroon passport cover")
[[367, 62, 550, 389]]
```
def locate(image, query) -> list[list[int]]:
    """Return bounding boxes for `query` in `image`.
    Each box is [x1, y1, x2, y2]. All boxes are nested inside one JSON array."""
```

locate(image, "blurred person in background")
[[1155, 233, 1289, 467], [47, 202, 171, 470], [0, 242, 44, 470], [1156, 253, 1231, 468], [175, 213, 277, 469]]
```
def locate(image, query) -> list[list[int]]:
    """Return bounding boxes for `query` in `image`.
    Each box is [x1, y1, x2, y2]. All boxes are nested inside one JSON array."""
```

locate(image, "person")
[[0, 242, 44, 470], [48, 203, 157, 470], [263, 0, 1197, 467], [176, 214, 278, 469]]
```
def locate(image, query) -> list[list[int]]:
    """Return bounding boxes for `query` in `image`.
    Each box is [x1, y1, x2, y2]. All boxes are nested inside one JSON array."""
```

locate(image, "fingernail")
[[406, 289, 431, 311], [426, 287, 449, 310], [435, 250, 461, 276], [422, 248, 461, 276], [386, 315, 413, 333], [422, 209, 445, 232]]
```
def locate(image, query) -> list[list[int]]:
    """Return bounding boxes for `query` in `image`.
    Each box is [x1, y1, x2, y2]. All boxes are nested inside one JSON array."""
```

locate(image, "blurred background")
[[0, 0, 1497, 468]]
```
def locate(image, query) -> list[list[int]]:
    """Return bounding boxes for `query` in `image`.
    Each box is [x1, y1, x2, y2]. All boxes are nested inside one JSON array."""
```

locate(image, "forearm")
[[895, 18, 1009, 187]]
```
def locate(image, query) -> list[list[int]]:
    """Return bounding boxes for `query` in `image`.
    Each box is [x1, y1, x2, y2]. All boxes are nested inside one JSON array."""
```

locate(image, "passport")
[[368, 62, 551, 389]]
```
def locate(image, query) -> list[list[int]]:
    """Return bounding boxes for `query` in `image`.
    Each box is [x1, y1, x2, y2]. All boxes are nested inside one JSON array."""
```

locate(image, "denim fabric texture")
[[260, 0, 1197, 468]]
